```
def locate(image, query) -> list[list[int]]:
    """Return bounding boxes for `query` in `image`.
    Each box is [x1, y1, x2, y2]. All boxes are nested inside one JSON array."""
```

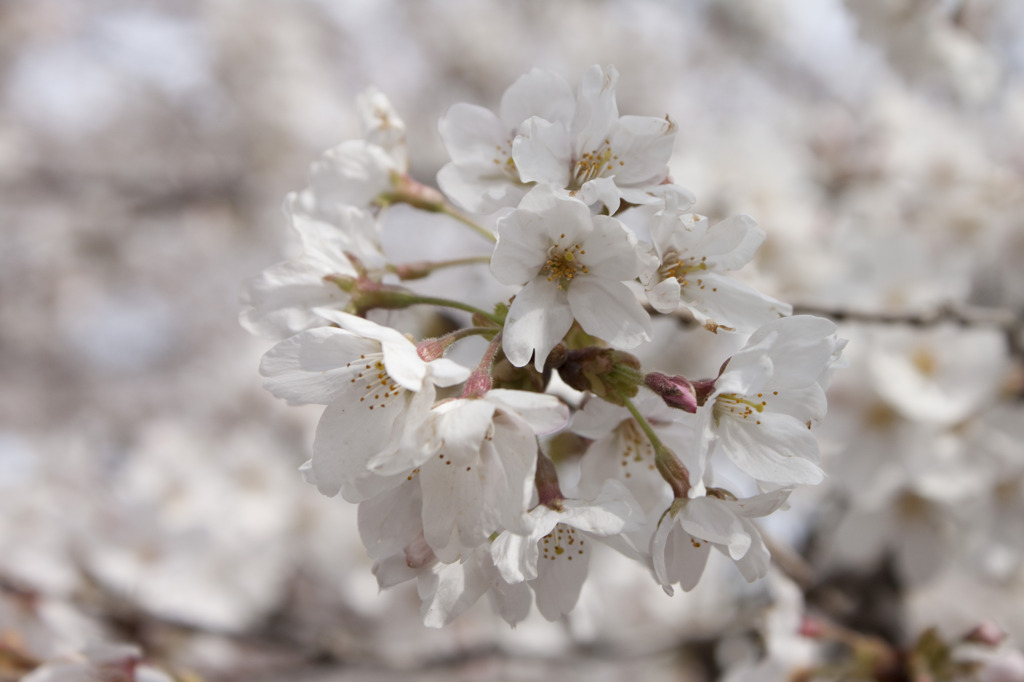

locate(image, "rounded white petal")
[[500, 67, 575, 130], [260, 327, 379, 405], [606, 114, 675, 185], [681, 271, 791, 333], [502, 278, 574, 371], [512, 117, 571, 187], [485, 389, 569, 434], [716, 411, 825, 486], [571, 64, 619, 157], [567, 277, 651, 349], [438, 102, 507, 165], [647, 277, 682, 314]]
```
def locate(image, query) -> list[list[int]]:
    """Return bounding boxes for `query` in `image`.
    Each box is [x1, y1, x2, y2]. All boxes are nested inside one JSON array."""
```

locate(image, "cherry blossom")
[[651, 488, 790, 594], [437, 68, 575, 214], [695, 315, 846, 491], [490, 480, 636, 620], [636, 196, 792, 333], [512, 64, 680, 213], [260, 308, 470, 500], [491, 185, 651, 370]]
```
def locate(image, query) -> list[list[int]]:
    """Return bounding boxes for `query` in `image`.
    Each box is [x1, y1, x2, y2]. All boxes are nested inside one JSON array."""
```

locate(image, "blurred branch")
[[792, 301, 1024, 363]]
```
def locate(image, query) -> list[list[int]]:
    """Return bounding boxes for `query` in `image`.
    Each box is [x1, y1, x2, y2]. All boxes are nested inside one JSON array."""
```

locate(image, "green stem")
[[391, 254, 492, 280], [617, 389, 692, 498], [378, 176, 496, 244], [440, 205, 497, 243], [327, 276, 504, 325], [410, 295, 502, 325]]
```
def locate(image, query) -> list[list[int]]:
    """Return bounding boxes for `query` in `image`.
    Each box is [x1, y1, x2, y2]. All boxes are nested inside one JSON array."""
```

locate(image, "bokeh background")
[[3, 1, 1024, 680]]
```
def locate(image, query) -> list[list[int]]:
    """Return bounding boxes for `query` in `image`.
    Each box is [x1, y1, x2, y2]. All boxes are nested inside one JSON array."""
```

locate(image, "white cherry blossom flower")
[[417, 544, 532, 628], [695, 315, 846, 492], [637, 197, 792, 332], [379, 389, 568, 562], [357, 87, 408, 171], [310, 138, 402, 209], [572, 390, 694, 518], [512, 64, 679, 213], [239, 196, 385, 340], [437, 68, 575, 214], [651, 488, 790, 594], [259, 309, 470, 501], [491, 186, 651, 370], [490, 480, 635, 621]]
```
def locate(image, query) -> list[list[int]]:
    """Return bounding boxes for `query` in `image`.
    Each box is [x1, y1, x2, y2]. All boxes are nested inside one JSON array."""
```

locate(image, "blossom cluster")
[[241, 66, 847, 627]]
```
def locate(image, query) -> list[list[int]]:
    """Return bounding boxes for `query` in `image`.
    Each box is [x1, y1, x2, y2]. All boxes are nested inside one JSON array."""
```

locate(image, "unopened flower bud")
[[645, 372, 698, 413], [558, 347, 642, 404], [417, 337, 447, 362]]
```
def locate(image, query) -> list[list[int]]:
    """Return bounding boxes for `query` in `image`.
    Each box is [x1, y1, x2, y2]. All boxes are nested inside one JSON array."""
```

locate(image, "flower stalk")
[[617, 389, 691, 498]]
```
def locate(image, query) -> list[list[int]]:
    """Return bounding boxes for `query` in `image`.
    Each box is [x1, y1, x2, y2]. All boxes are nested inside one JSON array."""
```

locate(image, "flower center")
[[617, 420, 657, 479], [570, 138, 623, 190], [540, 523, 586, 563], [544, 235, 589, 289], [658, 251, 707, 282], [714, 392, 771, 423], [347, 354, 404, 412], [491, 138, 520, 180]]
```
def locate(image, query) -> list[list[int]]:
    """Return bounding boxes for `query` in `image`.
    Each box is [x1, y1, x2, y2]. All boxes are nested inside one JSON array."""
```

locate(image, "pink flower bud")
[[645, 372, 698, 413]]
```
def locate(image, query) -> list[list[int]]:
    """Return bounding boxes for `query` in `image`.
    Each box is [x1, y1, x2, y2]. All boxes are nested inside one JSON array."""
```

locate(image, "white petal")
[[512, 117, 571, 187], [745, 316, 841, 389], [491, 530, 532, 583], [502, 278, 574, 371], [716, 411, 825, 486], [571, 65, 619, 157], [418, 556, 489, 628], [647, 277, 682, 314], [260, 328, 379, 405], [531, 524, 592, 620], [570, 396, 629, 439], [239, 260, 349, 340], [578, 176, 622, 213], [427, 358, 473, 388], [314, 140, 395, 207], [500, 68, 575, 130], [436, 399, 499, 464], [660, 520, 711, 592], [312, 396, 409, 501], [487, 574, 534, 626], [437, 161, 526, 215], [731, 517, 771, 581], [581, 215, 641, 281], [678, 497, 750, 560], [559, 496, 632, 537], [372, 554, 419, 589], [485, 389, 569, 434], [438, 102, 508, 165], [357, 479, 422, 560], [766, 383, 827, 426], [567, 277, 651, 349], [725, 488, 792, 519], [606, 114, 675, 185], [420, 411, 537, 559], [681, 271, 791, 333], [491, 209, 555, 285], [699, 214, 765, 270]]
